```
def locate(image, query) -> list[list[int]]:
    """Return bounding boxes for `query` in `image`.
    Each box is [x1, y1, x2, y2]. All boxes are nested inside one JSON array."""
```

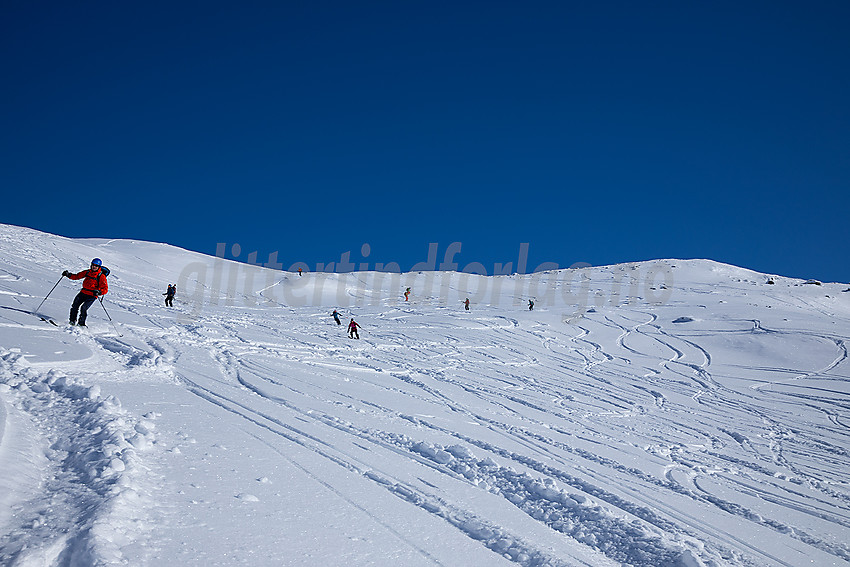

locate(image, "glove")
[[62, 270, 70, 277], [93, 290, 101, 297]]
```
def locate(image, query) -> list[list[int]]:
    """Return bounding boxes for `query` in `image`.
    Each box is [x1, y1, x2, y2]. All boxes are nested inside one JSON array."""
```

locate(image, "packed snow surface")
[[0, 224, 848, 566]]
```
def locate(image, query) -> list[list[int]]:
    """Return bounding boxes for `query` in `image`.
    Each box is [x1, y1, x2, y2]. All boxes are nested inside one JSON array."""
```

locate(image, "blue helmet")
[[91, 258, 102, 266]]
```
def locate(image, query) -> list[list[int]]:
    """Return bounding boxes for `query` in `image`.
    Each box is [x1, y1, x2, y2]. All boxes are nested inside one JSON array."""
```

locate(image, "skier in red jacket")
[[62, 258, 108, 326], [348, 318, 361, 339]]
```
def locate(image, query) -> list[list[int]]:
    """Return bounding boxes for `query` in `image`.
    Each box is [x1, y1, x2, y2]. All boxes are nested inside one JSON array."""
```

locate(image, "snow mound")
[[0, 349, 157, 566]]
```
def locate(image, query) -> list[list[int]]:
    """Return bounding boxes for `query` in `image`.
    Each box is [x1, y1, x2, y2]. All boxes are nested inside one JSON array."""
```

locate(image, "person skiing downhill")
[[404, 287, 411, 302], [464, 298, 470, 311], [62, 258, 108, 326], [332, 309, 341, 325], [528, 299, 534, 311], [163, 284, 176, 307], [348, 318, 361, 339]]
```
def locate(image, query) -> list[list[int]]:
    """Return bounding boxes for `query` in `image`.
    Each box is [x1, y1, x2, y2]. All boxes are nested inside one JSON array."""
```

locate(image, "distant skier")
[[463, 298, 470, 311], [332, 309, 341, 325], [528, 299, 534, 311], [62, 258, 108, 326], [163, 284, 176, 307], [348, 318, 361, 339], [404, 287, 411, 302], [298, 267, 303, 276]]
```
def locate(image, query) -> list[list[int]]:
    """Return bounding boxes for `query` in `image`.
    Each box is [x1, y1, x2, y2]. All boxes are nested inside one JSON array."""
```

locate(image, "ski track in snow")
[[1, 225, 850, 566], [154, 306, 849, 565]]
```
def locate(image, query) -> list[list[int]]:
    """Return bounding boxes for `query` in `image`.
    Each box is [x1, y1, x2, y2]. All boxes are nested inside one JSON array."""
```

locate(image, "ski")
[[0, 305, 60, 326]]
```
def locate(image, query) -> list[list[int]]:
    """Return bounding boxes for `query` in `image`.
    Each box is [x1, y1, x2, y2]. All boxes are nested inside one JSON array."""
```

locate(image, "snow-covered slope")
[[1, 223, 848, 567]]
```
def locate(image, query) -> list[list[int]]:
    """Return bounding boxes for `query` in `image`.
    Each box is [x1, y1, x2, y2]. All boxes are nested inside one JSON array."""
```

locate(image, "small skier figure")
[[528, 299, 534, 311], [404, 287, 411, 302], [163, 284, 176, 307], [348, 318, 361, 339], [62, 258, 108, 326], [464, 298, 470, 311], [298, 267, 303, 276], [332, 309, 342, 325]]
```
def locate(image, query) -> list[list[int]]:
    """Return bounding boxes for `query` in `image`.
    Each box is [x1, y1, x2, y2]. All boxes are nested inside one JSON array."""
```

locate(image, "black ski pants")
[[70, 292, 97, 325]]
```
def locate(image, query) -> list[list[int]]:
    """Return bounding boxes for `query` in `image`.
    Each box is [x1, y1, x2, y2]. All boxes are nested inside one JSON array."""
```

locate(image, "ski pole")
[[99, 297, 123, 337], [35, 275, 65, 313]]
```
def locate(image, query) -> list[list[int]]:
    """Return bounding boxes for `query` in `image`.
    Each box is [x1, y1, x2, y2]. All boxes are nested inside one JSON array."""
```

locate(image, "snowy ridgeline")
[[0, 223, 849, 567]]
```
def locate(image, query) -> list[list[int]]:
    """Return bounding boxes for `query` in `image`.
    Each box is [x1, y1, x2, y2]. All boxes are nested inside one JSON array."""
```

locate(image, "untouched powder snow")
[[0, 223, 848, 567]]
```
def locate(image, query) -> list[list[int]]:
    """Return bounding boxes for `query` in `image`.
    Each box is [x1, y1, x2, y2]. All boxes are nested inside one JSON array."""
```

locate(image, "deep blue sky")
[[3, 2, 849, 282]]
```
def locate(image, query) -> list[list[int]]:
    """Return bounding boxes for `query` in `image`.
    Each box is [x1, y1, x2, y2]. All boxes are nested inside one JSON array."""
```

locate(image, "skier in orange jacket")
[[62, 258, 108, 326]]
